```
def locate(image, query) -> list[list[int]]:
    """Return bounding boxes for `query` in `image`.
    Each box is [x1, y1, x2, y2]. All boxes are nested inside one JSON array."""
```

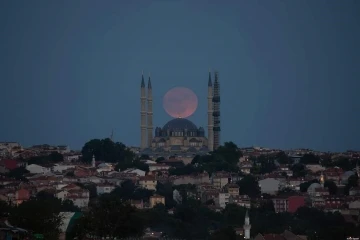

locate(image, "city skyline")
[[0, 1, 359, 152]]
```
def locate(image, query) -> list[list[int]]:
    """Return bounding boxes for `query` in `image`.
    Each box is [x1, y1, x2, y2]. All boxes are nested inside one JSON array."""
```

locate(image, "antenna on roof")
[[110, 129, 114, 141]]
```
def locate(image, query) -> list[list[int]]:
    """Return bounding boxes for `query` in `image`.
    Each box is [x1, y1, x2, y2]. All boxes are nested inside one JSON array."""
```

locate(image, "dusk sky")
[[1, 1, 359, 152]]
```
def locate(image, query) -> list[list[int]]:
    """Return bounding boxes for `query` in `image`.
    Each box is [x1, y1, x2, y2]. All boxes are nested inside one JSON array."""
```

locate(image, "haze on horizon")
[[0, 1, 359, 152]]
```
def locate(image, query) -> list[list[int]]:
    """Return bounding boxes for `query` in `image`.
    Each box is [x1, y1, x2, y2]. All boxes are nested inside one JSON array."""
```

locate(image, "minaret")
[[147, 73, 153, 147], [207, 70, 214, 151], [243, 210, 251, 239], [91, 154, 95, 168], [140, 72, 147, 149], [320, 171, 325, 187], [212, 71, 221, 150]]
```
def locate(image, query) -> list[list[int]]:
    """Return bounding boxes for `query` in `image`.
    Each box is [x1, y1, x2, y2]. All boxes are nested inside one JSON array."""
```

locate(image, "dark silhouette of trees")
[[344, 174, 359, 195], [27, 152, 64, 165], [6, 166, 29, 181], [169, 164, 200, 176], [210, 226, 237, 240], [324, 180, 338, 195], [8, 198, 63, 239], [81, 138, 135, 163], [237, 175, 260, 198], [290, 163, 307, 177], [276, 151, 293, 165], [73, 194, 145, 239], [300, 153, 320, 165]]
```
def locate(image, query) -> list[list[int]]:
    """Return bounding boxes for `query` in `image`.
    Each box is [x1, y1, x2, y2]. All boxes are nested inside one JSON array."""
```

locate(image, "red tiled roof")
[[0, 159, 17, 170], [263, 234, 286, 240]]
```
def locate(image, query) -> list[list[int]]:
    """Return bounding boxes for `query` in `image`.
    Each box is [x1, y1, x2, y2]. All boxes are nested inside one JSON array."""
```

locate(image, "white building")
[[26, 164, 51, 174], [52, 164, 75, 173], [96, 184, 116, 195], [121, 168, 146, 177], [258, 178, 280, 195], [217, 192, 230, 208]]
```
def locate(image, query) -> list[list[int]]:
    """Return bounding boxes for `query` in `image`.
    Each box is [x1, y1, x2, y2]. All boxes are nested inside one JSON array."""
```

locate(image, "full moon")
[[163, 87, 198, 118]]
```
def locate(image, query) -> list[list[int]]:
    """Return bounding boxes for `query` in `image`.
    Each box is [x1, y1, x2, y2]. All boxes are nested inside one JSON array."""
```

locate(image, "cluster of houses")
[[1, 142, 360, 239]]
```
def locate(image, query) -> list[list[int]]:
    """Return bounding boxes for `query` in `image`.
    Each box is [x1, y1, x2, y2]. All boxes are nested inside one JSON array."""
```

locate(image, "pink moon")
[[163, 87, 198, 118]]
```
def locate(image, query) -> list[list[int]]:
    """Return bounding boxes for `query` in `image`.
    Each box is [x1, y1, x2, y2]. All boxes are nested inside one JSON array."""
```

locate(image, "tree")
[[300, 153, 320, 165], [74, 194, 145, 238], [156, 157, 165, 163], [156, 182, 176, 209], [0, 200, 11, 217], [257, 155, 276, 174], [210, 226, 237, 240], [8, 198, 63, 239], [324, 180, 338, 195], [276, 151, 293, 165], [81, 138, 135, 163], [237, 175, 260, 198], [6, 167, 29, 181], [168, 164, 199, 176], [213, 142, 242, 166], [27, 152, 64, 165], [61, 199, 81, 212], [291, 163, 307, 178], [111, 180, 136, 201], [223, 204, 247, 226], [344, 174, 359, 195]]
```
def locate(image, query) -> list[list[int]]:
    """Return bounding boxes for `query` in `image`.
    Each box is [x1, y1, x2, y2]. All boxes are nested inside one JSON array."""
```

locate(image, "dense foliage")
[[81, 138, 135, 163]]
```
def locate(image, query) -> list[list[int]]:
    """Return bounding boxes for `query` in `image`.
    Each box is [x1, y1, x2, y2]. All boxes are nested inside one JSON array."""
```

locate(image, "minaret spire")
[[244, 210, 251, 239], [140, 72, 147, 149], [212, 71, 221, 150], [147, 73, 153, 147], [91, 154, 96, 168], [207, 70, 214, 151]]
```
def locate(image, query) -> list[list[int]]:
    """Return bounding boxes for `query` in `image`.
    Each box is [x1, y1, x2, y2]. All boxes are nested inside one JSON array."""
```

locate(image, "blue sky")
[[0, 1, 359, 152]]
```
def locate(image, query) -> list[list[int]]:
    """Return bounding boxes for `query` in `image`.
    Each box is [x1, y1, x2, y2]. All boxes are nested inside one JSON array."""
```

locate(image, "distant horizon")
[[2, 139, 357, 153]]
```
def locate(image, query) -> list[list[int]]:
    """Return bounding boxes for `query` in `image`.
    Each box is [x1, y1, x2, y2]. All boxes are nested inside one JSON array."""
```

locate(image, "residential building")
[[224, 183, 239, 196], [229, 195, 251, 208], [272, 196, 288, 213], [259, 178, 280, 195], [96, 183, 115, 195], [288, 196, 305, 213], [26, 164, 51, 174], [217, 192, 230, 208], [139, 175, 157, 190], [150, 194, 165, 208]]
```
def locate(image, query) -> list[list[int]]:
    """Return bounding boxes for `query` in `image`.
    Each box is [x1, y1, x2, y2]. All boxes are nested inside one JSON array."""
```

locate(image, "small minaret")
[[147, 73, 153, 147], [356, 162, 360, 177], [320, 171, 325, 187], [140, 71, 147, 149], [207, 70, 214, 151], [91, 154, 96, 168], [243, 210, 251, 239]]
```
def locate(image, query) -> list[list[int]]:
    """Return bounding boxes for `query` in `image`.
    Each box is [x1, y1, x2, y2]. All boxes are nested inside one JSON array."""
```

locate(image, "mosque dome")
[[163, 118, 198, 131], [307, 183, 322, 193]]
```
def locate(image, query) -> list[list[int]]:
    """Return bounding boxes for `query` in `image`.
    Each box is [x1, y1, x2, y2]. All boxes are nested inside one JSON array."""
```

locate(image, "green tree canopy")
[[8, 198, 63, 239], [73, 194, 145, 239], [276, 151, 293, 165], [324, 180, 338, 195], [81, 138, 135, 163], [27, 152, 64, 165], [237, 175, 260, 198], [300, 153, 320, 165]]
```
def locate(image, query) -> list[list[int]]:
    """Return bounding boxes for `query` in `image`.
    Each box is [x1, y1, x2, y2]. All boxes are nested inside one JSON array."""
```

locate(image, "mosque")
[[139, 71, 221, 160]]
